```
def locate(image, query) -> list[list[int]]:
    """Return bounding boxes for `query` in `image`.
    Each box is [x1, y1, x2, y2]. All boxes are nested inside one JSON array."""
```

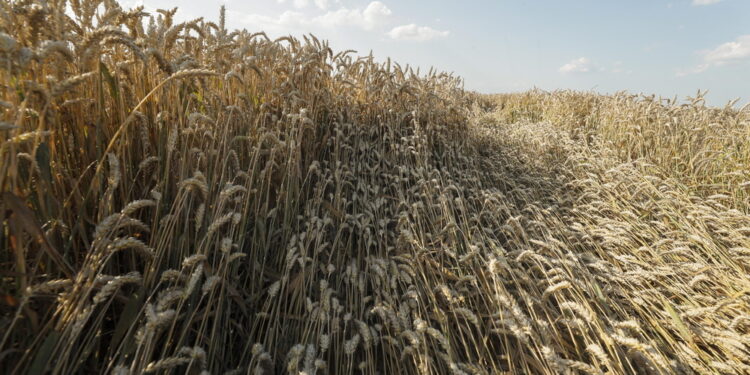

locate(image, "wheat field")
[[2, 1, 750, 374]]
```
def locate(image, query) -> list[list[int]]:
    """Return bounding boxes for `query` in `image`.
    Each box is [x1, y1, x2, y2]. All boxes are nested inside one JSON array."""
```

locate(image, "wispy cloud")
[[678, 35, 750, 76], [559, 57, 594, 74], [676, 64, 710, 77], [242, 1, 392, 33], [387, 24, 449, 42], [610, 61, 632, 74], [692, 0, 722, 5]]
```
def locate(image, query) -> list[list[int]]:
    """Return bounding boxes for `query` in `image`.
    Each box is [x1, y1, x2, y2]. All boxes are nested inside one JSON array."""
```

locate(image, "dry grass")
[[2, 1, 750, 374], [492, 90, 750, 208]]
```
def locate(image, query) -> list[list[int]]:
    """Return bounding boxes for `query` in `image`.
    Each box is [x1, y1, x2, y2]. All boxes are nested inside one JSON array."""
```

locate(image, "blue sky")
[[123, 0, 750, 106]]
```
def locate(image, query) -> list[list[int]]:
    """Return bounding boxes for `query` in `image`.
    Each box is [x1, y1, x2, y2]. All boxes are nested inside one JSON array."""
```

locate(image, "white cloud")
[[703, 35, 750, 64], [387, 24, 449, 41], [678, 35, 750, 76], [313, 0, 329, 10], [558, 57, 594, 74], [692, 0, 722, 5], [280, 0, 336, 10], [315, 1, 392, 30], [362, 1, 392, 27], [242, 11, 306, 34], [242, 1, 392, 33]]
